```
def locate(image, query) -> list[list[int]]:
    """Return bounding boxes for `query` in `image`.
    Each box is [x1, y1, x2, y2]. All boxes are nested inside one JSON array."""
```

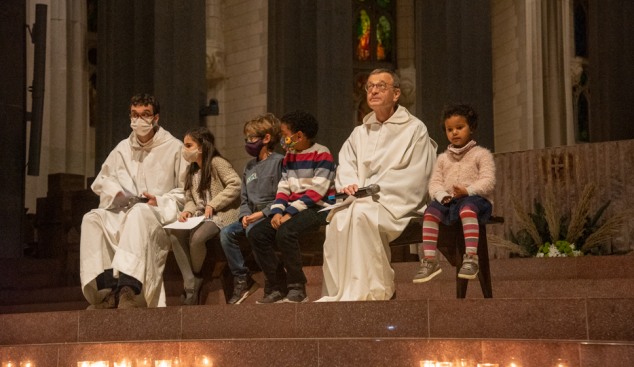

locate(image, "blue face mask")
[[280, 133, 298, 152]]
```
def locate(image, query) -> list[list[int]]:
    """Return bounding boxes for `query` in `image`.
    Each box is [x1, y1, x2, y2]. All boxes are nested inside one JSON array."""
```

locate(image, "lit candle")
[[420, 361, 436, 367]]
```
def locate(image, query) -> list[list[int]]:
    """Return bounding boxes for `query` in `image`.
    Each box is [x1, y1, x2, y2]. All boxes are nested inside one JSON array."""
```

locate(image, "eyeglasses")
[[365, 82, 397, 93], [244, 136, 262, 143], [130, 113, 154, 119]]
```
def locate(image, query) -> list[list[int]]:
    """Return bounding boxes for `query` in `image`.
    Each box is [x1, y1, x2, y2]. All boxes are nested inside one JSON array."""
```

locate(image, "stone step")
[[1, 297, 633, 345], [2, 257, 633, 313]]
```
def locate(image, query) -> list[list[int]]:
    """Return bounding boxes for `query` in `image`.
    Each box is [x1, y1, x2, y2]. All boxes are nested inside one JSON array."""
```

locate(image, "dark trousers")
[[248, 207, 328, 289], [96, 269, 143, 295]]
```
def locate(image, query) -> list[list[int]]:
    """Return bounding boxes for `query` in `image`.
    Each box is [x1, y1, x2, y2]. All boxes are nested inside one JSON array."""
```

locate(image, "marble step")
[[1, 297, 633, 345]]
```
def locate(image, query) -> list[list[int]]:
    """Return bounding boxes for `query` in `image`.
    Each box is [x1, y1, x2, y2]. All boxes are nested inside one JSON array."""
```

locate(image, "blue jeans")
[[219, 219, 262, 278]]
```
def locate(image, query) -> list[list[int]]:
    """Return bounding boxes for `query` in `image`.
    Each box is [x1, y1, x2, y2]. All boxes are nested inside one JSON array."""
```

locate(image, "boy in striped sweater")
[[248, 110, 336, 303]]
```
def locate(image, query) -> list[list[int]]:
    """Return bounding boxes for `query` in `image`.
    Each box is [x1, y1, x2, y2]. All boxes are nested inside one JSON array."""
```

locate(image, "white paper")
[[163, 216, 205, 230], [319, 195, 357, 212]]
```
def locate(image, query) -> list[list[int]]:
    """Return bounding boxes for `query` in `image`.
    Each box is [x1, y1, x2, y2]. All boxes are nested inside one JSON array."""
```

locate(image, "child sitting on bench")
[[414, 103, 496, 283]]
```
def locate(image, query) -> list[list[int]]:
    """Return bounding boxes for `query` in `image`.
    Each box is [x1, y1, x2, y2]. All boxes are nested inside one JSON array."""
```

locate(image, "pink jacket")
[[428, 146, 496, 203]]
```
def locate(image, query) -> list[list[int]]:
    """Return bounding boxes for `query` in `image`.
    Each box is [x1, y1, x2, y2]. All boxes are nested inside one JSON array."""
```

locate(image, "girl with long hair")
[[171, 127, 241, 305]]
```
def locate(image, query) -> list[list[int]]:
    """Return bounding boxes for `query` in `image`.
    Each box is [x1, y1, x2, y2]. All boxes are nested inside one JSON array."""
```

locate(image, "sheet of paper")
[[163, 216, 205, 230], [318, 195, 357, 212]]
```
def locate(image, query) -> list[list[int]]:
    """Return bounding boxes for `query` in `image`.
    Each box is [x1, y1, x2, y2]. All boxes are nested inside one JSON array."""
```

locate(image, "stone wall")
[[491, 0, 527, 153], [205, 0, 268, 174]]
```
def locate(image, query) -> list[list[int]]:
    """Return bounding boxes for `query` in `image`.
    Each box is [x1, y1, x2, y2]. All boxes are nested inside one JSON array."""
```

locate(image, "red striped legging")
[[421, 203, 480, 258]]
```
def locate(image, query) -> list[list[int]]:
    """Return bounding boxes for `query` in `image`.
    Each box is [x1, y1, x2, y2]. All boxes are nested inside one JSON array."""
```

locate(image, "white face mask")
[[182, 147, 201, 163], [130, 116, 155, 137]]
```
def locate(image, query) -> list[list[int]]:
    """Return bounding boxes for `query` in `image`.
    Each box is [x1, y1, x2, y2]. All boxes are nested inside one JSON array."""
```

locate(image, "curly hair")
[[280, 110, 319, 139], [130, 93, 160, 115], [441, 103, 478, 132]]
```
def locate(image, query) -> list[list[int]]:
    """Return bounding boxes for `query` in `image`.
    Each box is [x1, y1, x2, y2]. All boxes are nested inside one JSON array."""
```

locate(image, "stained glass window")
[[352, 0, 396, 125], [355, 10, 371, 61], [376, 16, 392, 61]]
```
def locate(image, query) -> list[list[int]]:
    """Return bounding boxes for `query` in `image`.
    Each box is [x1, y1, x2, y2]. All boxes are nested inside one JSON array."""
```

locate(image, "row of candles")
[[2, 358, 212, 367], [1, 358, 569, 367], [420, 362, 567, 367]]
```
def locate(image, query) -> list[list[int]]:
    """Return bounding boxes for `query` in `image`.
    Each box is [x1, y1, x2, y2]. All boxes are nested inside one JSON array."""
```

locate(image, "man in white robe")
[[80, 94, 187, 309], [318, 69, 437, 301]]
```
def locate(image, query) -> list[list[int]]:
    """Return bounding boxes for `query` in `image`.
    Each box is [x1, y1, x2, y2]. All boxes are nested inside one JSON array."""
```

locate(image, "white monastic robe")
[[318, 105, 437, 301], [80, 127, 187, 307]]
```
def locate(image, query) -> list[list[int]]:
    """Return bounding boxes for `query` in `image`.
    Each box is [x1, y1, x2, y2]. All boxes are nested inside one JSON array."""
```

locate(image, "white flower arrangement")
[[535, 241, 583, 257]]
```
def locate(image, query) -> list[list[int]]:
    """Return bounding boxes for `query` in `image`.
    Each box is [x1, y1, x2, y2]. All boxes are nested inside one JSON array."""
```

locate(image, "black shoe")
[[228, 274, 260, 305], [282, 283, 308, 303], [256, 290, 285, 304]]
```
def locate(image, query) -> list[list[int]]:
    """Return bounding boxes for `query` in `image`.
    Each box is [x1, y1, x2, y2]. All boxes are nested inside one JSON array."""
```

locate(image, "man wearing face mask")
[[79, 93, 188, 309]]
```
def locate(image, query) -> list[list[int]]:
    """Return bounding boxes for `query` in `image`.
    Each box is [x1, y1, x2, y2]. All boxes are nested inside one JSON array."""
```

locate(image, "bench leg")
[[477, 226, 493, 298], [456, 238, 468, 299]]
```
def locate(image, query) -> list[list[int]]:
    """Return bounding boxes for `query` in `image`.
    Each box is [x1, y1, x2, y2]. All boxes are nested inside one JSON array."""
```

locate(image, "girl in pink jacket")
[[414, 103, 496, 283]]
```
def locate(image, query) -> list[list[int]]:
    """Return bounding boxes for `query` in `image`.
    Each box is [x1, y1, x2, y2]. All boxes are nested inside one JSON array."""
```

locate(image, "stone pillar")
[[588, 0, 634, 143], [96, 0, 206, 171], [23, 0, 91, 214], [268, 0, 353, 160], [395, 0, 416, 114], [415, 0, 494, 152], [0, 0, 27, 258]]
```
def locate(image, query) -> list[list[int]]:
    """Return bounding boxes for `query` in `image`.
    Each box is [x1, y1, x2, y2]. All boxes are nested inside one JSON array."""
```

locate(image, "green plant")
[[510, 197, 612, 256]]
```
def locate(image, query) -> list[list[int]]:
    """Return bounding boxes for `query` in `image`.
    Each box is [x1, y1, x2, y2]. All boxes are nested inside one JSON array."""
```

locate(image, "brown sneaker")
[[87, 288, 118, 310], [117, 286, 138, 309]]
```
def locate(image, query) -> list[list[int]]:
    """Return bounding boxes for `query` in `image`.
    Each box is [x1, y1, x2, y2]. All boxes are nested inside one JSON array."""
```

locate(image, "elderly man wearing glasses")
[[318, 69, 438, 302]]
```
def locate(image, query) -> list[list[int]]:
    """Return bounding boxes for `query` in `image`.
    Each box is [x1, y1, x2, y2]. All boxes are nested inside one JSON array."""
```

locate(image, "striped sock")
[[422, 210, 441, 258], [460, 205, 480, 255]]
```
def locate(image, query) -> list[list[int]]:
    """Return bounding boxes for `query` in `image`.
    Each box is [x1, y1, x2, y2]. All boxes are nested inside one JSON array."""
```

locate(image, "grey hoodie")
[[238, 152, 284, 220]]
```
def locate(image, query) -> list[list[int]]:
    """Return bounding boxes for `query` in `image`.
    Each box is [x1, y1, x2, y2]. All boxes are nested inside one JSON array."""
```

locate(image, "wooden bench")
[[205, 215, 504, 301]]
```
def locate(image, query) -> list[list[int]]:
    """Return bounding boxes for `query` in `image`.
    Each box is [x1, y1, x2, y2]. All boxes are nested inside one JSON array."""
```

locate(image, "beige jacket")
[[184, 156, 241, 226]]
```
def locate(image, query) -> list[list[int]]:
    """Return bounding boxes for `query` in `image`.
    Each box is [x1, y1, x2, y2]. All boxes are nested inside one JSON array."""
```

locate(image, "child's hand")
[[243, 212, 264, 228], [280, 214, 292, 225], [271, 214, 283, 229], [452, 185, 468, 198], [178, 211, 192, 222], [204, 206, 214, 218], [442, 196, 452, 204]]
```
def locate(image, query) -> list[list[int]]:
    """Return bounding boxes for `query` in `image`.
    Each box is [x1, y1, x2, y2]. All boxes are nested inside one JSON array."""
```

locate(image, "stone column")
[[96, 0, 206, 170], [415, 0, 494, 152], [0, 0, 27, 258], [395, 0, 416, 114], [268, 0, 353, 159], [24, 0, 91, 213]]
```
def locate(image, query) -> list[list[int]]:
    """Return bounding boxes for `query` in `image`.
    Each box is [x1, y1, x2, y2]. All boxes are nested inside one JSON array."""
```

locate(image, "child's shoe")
[[256, 290, 285, 304], [282, 284, 308, 303], [458, 254, 479, 279], [413, 258, 442, 283], [228, 274, 260, 305]]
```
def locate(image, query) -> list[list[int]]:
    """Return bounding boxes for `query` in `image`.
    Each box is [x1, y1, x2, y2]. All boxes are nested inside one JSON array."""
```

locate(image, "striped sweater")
[[270, 143, 336, 216]]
